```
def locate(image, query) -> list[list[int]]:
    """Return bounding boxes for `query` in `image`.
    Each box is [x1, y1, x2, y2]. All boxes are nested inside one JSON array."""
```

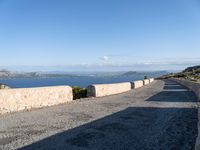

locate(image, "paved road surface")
[[0, 80, 199, 150]]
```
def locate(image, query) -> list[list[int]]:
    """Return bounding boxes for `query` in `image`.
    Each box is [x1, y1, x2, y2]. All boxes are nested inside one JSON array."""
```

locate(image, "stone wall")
[[171, 78, 200, 150], [149, 78, 154, 83], [0, 86, 73, 115], [87, 79, 155, 97], [87, 82, 131, 97], [143, 79, 150, 85], [131, 80, 144, 89]]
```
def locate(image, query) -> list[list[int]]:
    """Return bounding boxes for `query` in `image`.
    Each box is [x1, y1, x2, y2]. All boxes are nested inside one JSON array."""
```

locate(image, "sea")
[[0, 72, 165, 88]]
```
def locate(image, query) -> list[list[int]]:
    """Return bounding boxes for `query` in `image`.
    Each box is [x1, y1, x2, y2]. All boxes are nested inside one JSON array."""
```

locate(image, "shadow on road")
[[147, 80, 197, 102], [163, 86, 187, 90], [19, 81, 198, 150], [146, 91, 197, 102]]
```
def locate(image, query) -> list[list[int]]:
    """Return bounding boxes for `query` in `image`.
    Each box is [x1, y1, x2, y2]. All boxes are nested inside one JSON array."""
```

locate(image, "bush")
[[72, 86, 87, 100], [195, 69, 200, 73], [0, 83, 10, 89], [174, 73, 187, 78]]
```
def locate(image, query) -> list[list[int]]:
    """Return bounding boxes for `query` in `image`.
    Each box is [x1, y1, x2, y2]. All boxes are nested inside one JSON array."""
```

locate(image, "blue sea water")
[[0, 73, 162, 88]]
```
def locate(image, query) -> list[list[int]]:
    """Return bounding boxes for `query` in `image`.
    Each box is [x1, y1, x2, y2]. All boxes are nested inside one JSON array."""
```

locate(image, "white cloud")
[[99, 56, 109, 62], [2, 56, 199, 72]]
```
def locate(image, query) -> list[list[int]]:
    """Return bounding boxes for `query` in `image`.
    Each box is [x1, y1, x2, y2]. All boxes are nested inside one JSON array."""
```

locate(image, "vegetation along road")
[[0, 80, 199, 150]]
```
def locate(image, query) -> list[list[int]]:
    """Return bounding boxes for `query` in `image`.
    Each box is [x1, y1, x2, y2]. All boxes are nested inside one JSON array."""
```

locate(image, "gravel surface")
[[0, 80, 199, 150]]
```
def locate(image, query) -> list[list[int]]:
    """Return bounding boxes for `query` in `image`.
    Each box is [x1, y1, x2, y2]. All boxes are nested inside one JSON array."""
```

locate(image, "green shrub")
[[72, 86, 87, 100], [0, 83, 10, 89], [173, 72, 190, 78], [194, 75, 200, 79], [195, 69, 200, 73]]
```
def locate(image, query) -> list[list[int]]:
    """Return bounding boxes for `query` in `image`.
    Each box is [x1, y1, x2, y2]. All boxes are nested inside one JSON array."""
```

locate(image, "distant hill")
[[184, 65, 200, 72], [122, 71, 168, 77], [0, 70, 78, 79], [159, 65, 200, 82], [0, 70, 169, 79], [122, 71, 137, 76]]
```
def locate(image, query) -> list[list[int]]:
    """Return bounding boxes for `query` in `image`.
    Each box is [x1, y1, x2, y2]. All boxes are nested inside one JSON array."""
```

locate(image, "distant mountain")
[[122, 71, 168, 77], [0, 69, 169, 79], [122, 71, 138, 76], [0, 70, 78, 79]]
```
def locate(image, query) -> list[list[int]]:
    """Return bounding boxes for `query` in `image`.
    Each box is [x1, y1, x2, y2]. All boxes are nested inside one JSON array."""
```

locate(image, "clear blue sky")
[[0, 0, 200, 71]]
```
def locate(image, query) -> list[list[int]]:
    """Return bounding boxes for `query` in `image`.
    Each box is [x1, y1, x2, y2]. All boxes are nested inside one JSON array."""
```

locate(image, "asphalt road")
[[0, 80, 199, 150]]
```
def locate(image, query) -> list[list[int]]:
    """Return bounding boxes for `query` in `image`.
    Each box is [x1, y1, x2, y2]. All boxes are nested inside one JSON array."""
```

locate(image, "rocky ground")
[[159, 65, 200, 83], [0, 80, 199, 150]]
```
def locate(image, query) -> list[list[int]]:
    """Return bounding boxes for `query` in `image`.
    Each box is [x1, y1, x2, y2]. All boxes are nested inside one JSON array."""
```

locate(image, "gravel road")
[[0, 80, 199, 150]]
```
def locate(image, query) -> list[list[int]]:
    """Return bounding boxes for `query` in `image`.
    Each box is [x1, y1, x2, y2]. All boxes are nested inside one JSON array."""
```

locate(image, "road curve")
[[0, 80, 199, 150]]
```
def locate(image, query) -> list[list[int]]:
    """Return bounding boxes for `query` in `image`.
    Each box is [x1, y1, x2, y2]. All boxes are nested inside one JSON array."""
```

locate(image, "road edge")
[[170, 78, 200, 150]]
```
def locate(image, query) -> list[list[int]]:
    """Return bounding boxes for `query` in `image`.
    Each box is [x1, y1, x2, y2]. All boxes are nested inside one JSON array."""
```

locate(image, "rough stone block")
[[131, 80, 144, 89], [0, 86, 73, 114], [143, 79, 150, 85], [87, 82, 131, 97], [149, 78, 154, 83]]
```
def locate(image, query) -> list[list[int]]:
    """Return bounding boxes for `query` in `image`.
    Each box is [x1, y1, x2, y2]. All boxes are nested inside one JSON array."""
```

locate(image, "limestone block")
[[87, 82, 131, 97], [0, 86, 73, 114], [143, 79, 150, 85], [131, 80, 144, 89], [149, 78, 154, 83]]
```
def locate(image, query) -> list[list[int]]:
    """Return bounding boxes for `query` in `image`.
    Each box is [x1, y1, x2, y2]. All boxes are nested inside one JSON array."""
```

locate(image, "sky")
[[0, 0, 200, 72]]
